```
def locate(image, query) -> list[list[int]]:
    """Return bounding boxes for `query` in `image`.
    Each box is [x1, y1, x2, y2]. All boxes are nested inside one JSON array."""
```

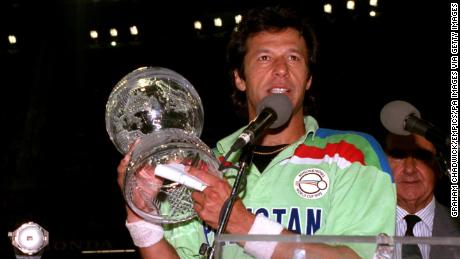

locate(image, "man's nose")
[[402, 156, 418, 174], [273, 58, 288, 77]]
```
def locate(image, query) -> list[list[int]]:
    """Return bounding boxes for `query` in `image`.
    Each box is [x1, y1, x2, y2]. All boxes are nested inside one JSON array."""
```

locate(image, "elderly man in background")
[[385, 133, 460, 259]]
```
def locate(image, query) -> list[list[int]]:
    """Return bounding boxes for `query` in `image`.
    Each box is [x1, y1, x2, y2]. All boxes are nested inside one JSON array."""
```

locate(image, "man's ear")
[[233, 70, 246, 91], [305, 75, 313, 91]]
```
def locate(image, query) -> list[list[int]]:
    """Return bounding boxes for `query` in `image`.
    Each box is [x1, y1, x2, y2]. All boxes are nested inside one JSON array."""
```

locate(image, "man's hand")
[[187, 167, 256, 235], [117, 141, 163, 222]]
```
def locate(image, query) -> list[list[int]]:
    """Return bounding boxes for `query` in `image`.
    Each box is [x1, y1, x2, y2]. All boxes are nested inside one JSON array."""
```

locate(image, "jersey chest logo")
[[293, 168, 329, 199]]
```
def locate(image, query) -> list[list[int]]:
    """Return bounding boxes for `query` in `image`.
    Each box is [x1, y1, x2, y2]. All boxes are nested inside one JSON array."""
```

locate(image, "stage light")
[[130, 26, 138, 36], [110, 28, 118, 37], [324, 4, 332, 14], [370, 10, 377, 17], [90, 30, 98, 39], [8, 222, 49, 257], [347, 0, 355, 10], [234, 14, 242, 24], [213, 17, 222, 27], [370, 0, 378, 7], [110, 41, 117, 46], [8, 35, 17, 45], [194, 21, 202, 30]]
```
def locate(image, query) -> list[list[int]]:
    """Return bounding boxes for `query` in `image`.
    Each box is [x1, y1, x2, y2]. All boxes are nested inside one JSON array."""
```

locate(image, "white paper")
[[155, 163, 207, 191]]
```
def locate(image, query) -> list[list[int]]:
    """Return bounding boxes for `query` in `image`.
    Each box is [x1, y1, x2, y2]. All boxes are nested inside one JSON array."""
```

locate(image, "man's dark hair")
[[226, 5, 319, 119]]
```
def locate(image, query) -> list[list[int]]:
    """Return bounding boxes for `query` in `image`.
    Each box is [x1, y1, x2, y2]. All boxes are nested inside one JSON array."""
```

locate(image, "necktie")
[[402, 214, 422, 259]]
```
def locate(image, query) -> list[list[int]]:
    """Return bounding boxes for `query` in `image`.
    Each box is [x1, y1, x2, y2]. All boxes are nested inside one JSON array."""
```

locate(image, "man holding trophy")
[[113, 6, 396, 259]]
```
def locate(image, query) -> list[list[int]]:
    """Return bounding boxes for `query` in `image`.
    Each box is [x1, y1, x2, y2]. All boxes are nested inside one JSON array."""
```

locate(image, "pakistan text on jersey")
[[203, 207, 322, 237]]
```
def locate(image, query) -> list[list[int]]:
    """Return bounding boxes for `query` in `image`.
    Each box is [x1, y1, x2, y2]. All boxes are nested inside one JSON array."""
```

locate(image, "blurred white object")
[[155, 163, 207, 191], [8, 222, 49, 256]]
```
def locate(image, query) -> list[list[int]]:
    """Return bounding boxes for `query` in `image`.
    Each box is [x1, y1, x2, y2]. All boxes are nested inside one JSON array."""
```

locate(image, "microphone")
[[380, 100, 449, 148], [229, 94, 293, 152]]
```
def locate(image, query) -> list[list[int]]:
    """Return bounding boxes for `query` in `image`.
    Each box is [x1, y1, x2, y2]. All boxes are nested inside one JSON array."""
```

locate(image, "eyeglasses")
[[387, 148, 435, 162]]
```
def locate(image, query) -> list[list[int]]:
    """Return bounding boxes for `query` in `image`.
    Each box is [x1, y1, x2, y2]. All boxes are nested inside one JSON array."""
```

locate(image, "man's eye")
[[289, 55, 301, 61], [258, 55, 270, 61]]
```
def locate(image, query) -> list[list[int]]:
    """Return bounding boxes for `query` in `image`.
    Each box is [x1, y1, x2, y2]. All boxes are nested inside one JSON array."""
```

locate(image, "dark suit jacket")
[[430, 200, 460, 258]]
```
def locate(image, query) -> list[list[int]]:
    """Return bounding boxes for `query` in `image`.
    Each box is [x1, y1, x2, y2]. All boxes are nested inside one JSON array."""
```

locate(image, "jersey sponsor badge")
[[294, 168, 329, 199]]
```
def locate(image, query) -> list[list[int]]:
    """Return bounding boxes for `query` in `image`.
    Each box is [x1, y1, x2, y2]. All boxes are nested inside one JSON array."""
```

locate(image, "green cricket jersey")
[[164, 116, 396, 258]]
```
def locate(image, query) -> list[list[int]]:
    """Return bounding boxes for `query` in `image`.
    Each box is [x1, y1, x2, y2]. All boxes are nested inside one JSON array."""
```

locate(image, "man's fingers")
[[119, 139, 139, 174], [117, 155, 130, 173], [118, 139, 139, 176], [117, 155, 131, 187], [186, 166, 219, 184], [193, 202, 203, 212], [127, 138, 140, 154], [191, 190, 205, 203]]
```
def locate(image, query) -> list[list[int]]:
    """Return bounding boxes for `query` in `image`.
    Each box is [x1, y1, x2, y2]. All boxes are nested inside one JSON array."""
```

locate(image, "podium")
[[212, 234, 460, 258]]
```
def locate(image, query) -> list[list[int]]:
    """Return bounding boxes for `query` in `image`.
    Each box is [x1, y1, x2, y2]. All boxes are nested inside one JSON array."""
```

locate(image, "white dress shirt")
[[395, 197, 435, 259]]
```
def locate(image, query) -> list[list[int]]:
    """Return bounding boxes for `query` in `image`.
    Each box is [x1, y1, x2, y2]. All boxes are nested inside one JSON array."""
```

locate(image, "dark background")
[[0, 0, 452, 258]]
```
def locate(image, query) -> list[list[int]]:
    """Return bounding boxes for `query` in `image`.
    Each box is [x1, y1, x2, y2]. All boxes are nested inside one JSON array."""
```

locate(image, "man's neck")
[[259, 113, 306, 146], [398, 195, 434, 214]]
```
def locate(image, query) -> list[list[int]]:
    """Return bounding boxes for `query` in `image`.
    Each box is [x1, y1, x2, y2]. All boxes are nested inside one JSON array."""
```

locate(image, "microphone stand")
[[201, 144, 255, 259]]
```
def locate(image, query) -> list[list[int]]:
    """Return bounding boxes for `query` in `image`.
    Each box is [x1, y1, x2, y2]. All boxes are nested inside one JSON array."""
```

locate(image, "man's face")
[[234, 28, 312, 120], [386, 134, 438, 210]]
